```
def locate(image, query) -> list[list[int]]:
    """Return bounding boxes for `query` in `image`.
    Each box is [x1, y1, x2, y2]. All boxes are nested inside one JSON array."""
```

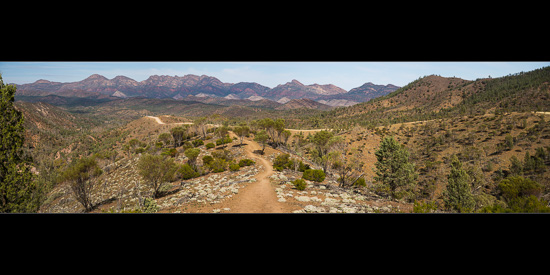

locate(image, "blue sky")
[[1, 62, 549, 90]]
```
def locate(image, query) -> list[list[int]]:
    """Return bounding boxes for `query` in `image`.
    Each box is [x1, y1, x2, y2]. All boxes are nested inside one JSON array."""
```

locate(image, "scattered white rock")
[[295, 196, 311, 202], [304, 205, 325, 213], [340, 205, 357, 213], [310, 196, 322, 202], [321, 197, 340, 207]]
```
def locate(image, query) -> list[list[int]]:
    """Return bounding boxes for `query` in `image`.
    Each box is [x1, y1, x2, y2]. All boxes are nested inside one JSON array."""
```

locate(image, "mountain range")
[[15, 74, 399, 108]]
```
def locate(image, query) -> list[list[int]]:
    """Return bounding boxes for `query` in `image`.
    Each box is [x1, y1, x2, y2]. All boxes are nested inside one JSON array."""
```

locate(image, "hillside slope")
[[275, 98, 333, 111], [322, 66, 550, 129], [15, 101, 79, 149]]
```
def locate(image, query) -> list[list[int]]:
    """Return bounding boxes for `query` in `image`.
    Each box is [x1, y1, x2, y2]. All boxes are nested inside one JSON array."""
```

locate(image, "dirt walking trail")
[[224, 133, 295, 213], [182, 133, 296, 213], [144, 115, 297, 212], [146, 116, 193, 125], [146, 116, 167, 124]]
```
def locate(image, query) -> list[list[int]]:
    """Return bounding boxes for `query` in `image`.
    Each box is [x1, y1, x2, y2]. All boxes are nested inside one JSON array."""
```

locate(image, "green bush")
[[287, 159, 310, 172], [273, 154, 310, 172], [498, 176, 542, 200], [229, 163, 240, 171], [353, 177, 367, 187], [413, 200, 438, 213], [495, 176, 550, 213], [178, 163, 200, 180], [216, 135, 233, 146], [192, 139, 204, 147], [155, 142, 163, 149], [184, 148, 200, 167], [202, 155, 214, 166], [205, 143, 215, 149], [209, 158, 227, 173], [293, 179, 307, 191], [302, 169, 325, 182], [238, 159, 255, 167], [161, 148, 178, 157], [273, 153, 291, 171], [212, 149, 233, 161], [298, 161, 310, 172]]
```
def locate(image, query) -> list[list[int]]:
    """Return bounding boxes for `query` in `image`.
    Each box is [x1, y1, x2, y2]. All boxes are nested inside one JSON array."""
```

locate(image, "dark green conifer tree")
[[443, 155, 475, 213], [374, 136, 417, 200], [0, 74, 39, 212]]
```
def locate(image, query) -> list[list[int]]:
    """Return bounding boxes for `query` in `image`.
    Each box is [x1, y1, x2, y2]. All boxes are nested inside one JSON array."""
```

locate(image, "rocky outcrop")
[[269, 170, 406, 213]]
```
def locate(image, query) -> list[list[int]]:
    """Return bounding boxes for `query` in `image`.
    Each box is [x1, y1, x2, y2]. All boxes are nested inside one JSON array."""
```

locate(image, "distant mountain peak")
[[290, 79, 304, 86], [33, 79, 54, 84], [85, 74, 108, 80], [112, 75, 135, 81]]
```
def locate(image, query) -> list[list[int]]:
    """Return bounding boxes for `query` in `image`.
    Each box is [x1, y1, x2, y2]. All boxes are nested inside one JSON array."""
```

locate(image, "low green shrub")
[[210, 158, 227, 173], [302, 169, 325, 182], [297, 161, 310, 172], [272, 154, 309, 172], [178, 163, 200, 180], [205, 143, 215, 149], [494, 176, 550, 213], [216, 136, 233, 146], [353, 177, 367, 187], [202, 155, 214, 166], [293, 179, 307, 191], [192, 139, 204, 147], [273, 154, 291, 171], [229, 163, 240, 171], [413, 200, 438, 213], [212, 149, 233, 161], [161, 148, 178, 157], [238, 159, 255, 167]]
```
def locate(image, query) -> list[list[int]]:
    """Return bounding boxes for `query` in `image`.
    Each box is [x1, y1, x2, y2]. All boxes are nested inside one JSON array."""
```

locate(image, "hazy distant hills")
[[16, 74, 399, 108]]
